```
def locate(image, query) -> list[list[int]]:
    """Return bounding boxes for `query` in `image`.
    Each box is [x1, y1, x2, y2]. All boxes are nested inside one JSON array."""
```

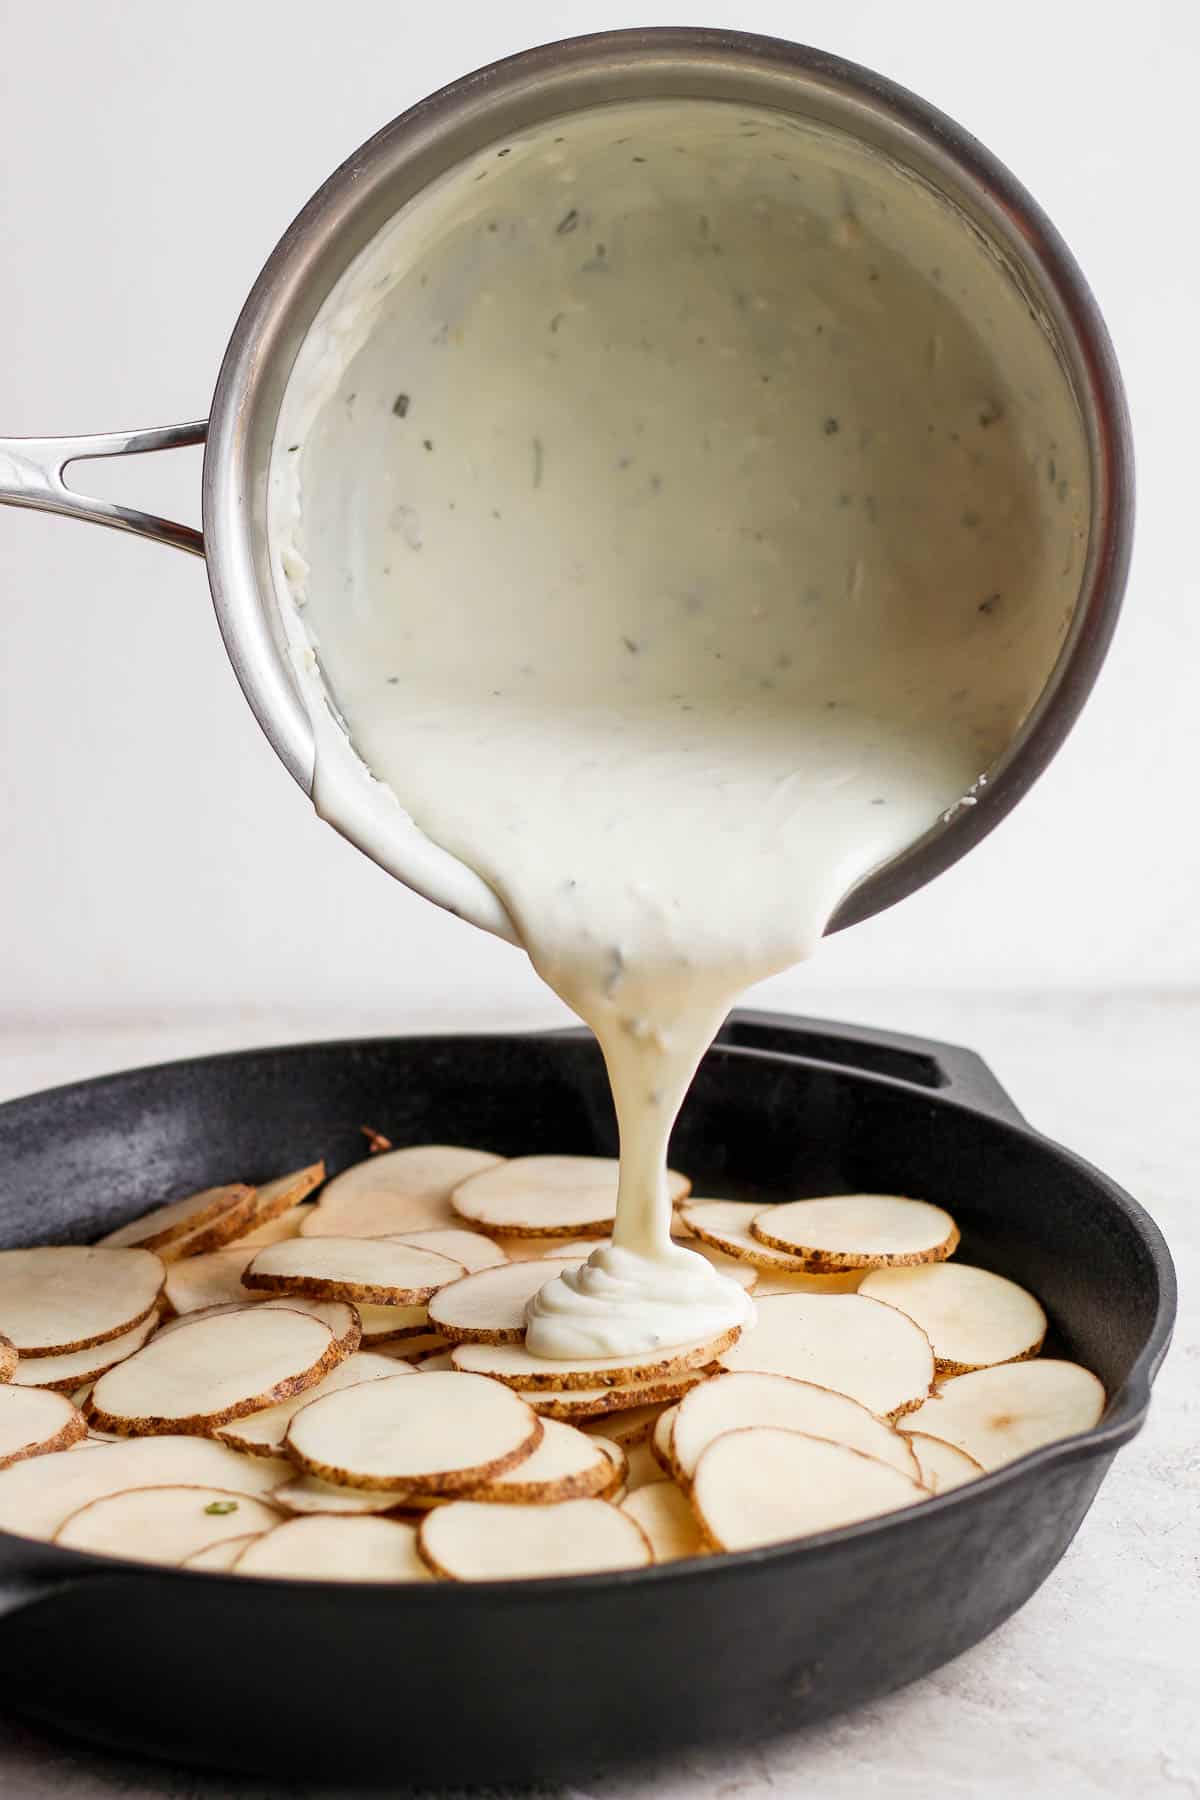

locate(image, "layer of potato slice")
[[182, 1533, 263, 1571], [55, 1484, 282, 1564], [232, 1208, 310, 1250], [97, 1184, 256, 1255], [671, 1371, 919, 1483], [903, 1360, 1105, 1470], [581, 1401, 667, 1449], [585, 1436, 628, 1498], [414, 1350, 456, 1372], [718, 1294, 933, 1419], [902, 1430, 985, 1493], [621, 1439, 660, 1493], [0, 1247, 164, 1356], [354, 1303, 430, 1341], [285, 1369, 542, 1494], [224, 1165, 326, 1246], [651, 1405, 678, 1473], [0, 1435, 291, 1540], [451, 1155, 690, 1238], [451, 1326, 739, 1391], [243, 1237, 464, 1306], [463, 1418, 615, 1503], [750, 1195, 959, 1269], [678, 1200, 821, 1272], [751, 1270, 865, 1297], [300, 1146, 503, 1239], [621, 1481, 706, 1563], [11, 1311, 158, 1393], [388, 1228, 509, 1273], [419, 1497, 652, 1579], [216, 1350, 408, 1457], [270, 1472, 411, 1516], [88, 1308, 343, 1435], [0, 1387, 86, 1468], [858, 1263, 1046, 1373], [693, 1427, 927, 1551], [163, 1248, 260, 1316], [525, 1370, 708, 1421], [428, 1258, 583, 1344], [159, 1297, 359, 1359], [233, 1514, 431, 1581]]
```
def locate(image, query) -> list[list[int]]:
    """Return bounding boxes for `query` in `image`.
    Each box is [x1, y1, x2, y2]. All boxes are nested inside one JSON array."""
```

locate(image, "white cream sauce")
[[271, 100, 1088, 1358]]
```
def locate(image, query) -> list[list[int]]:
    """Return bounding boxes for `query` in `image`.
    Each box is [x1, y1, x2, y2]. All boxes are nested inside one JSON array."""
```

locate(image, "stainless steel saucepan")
[[0, 28, 1133, 935]]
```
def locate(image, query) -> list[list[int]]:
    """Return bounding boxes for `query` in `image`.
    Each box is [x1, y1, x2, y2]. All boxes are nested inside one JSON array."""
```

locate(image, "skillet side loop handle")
[[0, 420, 207, 556], [712, 1008, 1028, 1125]]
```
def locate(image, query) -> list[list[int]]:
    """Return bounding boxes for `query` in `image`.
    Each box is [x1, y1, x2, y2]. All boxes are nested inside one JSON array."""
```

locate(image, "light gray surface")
[[0, 989, 1193, 1799]]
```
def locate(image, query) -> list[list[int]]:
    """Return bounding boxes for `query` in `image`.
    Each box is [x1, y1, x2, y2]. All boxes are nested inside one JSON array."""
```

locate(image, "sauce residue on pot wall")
[[271, 99, 1088, 1357]]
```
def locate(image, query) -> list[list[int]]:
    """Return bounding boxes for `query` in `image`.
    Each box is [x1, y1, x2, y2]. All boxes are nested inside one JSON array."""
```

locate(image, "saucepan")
[[0, 27, 1133, 938], [0, 1012, 1174, 1780]]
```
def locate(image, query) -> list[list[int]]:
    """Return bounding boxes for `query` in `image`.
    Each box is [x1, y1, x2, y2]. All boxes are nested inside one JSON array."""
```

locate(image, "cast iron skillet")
[[0, 1011, 1174, 1783]]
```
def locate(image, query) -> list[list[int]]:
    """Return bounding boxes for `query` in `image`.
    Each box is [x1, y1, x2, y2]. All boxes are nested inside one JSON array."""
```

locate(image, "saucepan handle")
[[0, 420, 207, 556]]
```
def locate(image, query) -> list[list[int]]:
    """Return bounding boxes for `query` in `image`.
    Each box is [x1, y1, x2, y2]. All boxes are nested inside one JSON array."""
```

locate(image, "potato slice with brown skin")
[[0, 1436, 291, 1541], [216, 1351, 408, 1457], [428, 1259, 583, 1344], [270, 1472, 412, 1517], [300, 1147, 504, 1240], [55, 1485, 282, 1564], [461, 1418, 615, 1504], [622, 1481, 706, 1563], [0, 1335, 15, 1384], [11, 1312, 158, 1394], [678, 1200, 820, 1272], [718, 1294, 934, 1420], [419, 1497, 652, 1579], [0, 1247, 165, 1357], [587, 1436, 629, 1499], [749, 1195, 959, 1269], [450, 1326, 740, 1391], [232, 1208, 310, 1251], [902, 1430, 985, 1493], [163, 1248, 261, 1317], [182, 1533, 262, 1571], [621, 1439, 661, 1494], [670, 1371, 920, 1484], [0, 1388, 87, 1468], [451, 1155, 691, 1239], [87, 1308, 343, 1436], [693, 1428, 927, 1551], [243, 1238, 464, 1306], [97, 1184, 256, 1255], [650, 1404, 678, 1473], [525, 1370, 708, 1422], [156, 1297, 361, 1361], [372, 1332, 450, 1362], [223, 1165, 326, 1247], [858, 1263, 1046, 1374], [388, 1228, 509, 1272], [581, 1401, 667, 1449], [415, 1351, 456, 1372], [285, 1370, 543, 1495], [233, 1514, 431, 1581], [903, 1360, 1105, 1470]]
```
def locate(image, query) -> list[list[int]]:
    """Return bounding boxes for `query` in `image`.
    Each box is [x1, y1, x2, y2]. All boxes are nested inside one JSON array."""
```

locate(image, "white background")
[[1, 0, 1195, 1033]]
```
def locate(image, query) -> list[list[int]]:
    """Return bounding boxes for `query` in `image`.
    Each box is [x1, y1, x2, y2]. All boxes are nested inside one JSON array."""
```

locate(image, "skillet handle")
[[711, 1008, 1027, 1124], [0, 420, 207, 556]]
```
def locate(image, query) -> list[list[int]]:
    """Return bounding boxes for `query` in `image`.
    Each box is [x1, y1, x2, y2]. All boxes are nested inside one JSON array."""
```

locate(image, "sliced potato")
[[419, 1497, 651, 1579], [679, 1238, 758, 1291], [752, 1269, 865, 1297], [270, 1472, 410, 1516], [858, 1263, 1046, 1373], [718, 1294, 933, 1419], [464, 1418, 615, 1503], [903, 1360, 1105, 1470], [750, 1195, 959, 1269], [587, 1436, 629, 1498], [451, 1155, 690, 1239], [225, 1164, 326, 1246], [355, 1302, 431, 1341], [0, 1334, 15, 1384], [651, 1404, 678, 1473], [428, 1258, 582, 1344], [670, 1371, 919, 1484], [621, 1481, 706, 1563], [182, 1533, 263, 1571], [233, 1514, 431, 1581], [243, 1237, 464, 1306], [97, 1183, 256, 1255], [301, 1146, 503, 1239], [55, 1484, 281, 1564], [0, 1246, 164, 1356], [450, 1326, 739, 1391], [163, 1247, 260, 1316], [414, 1351, 456, 1372], [581, 1401, 667, 1449], [0, 1434, 291, 1540], [285, 1370, 542, 1495], [693, 1427, 926, 1551], [621, 1439, 660, 1494], [216, 1351, 407, 1457], [679, 1199, 821, 1272], [0, 1387, 86, 1468], [525, 1370, 707, 1422], [388, 1228, 509, 1273], [10, 1310, 158, 1394], [232, 1207, 310, 1250], [492, 1235, 575, 1262], [902, 1430, 985, 1493], [88, 1308, 342, 1436], [372, 1332, 450, 1361]]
